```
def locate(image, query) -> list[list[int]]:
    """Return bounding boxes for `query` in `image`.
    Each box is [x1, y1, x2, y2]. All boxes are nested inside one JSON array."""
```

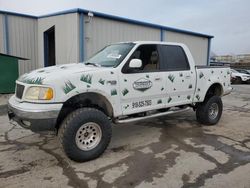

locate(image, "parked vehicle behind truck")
[[8, 41, 232, 162], [230, 69, 250, 84]]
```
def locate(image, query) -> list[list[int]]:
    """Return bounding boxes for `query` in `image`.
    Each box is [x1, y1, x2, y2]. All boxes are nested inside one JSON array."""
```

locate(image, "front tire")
[[196, 96, 223, 125], [58, 108, 112, 162]]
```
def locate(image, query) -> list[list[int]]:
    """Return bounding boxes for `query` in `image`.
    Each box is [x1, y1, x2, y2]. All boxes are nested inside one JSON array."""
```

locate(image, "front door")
[[119, 44, 166, 115]]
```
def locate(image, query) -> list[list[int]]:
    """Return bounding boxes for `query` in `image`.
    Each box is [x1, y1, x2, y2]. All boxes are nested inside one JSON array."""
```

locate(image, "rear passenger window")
[[160, 45, 190, 71]]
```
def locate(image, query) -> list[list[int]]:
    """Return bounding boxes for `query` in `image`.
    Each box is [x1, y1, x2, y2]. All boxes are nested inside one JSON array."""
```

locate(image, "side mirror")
[[129, 59, 142, 68]]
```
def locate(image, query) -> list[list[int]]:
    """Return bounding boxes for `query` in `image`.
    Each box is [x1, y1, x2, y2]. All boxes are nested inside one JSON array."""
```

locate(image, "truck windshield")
[[85, 43, 135, 67]]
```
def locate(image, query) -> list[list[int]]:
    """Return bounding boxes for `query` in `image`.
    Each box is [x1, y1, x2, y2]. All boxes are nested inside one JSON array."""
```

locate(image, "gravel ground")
[[0, 85, 249, 188]]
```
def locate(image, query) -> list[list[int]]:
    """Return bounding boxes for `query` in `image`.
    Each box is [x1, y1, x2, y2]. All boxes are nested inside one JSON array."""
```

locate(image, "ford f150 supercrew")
[[8, 41, 232, 162]]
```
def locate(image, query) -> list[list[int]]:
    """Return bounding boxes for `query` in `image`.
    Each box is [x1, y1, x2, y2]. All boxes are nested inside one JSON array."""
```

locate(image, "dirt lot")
[[0, 85, 250, 188]]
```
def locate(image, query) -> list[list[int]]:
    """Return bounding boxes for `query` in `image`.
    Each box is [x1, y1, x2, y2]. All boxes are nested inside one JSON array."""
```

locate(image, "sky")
[[0, 0, 250, 56]]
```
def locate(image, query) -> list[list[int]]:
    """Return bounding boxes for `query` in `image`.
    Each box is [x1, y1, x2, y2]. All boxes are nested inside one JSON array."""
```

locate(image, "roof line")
[[0, 8, 214, 38], [0, 10, 37, 18]]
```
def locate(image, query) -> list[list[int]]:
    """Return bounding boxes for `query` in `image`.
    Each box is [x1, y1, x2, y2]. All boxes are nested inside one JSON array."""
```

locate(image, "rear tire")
[[196, 96, 223, 125], [58, 108, 112, 162]]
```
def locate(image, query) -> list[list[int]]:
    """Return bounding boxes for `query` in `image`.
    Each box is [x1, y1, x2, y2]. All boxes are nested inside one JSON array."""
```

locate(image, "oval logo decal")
[[133, 78, 152, 92]]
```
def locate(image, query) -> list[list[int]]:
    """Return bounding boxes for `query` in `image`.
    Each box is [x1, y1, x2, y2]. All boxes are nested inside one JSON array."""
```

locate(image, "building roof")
[[0, 53, 29, 60], [0, 8, 214, 39]]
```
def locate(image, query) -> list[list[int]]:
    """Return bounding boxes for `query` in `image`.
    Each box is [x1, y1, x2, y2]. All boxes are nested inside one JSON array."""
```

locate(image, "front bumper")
[[242, 77, 250, 82], [8, 96, 63, 132]]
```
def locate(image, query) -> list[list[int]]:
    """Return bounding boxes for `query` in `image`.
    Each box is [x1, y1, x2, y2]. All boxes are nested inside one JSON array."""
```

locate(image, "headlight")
[[25, 86, 53, 100]]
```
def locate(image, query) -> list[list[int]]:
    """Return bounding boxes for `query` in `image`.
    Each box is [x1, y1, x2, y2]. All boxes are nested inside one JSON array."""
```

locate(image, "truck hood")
[[17, 63, 103, 85]]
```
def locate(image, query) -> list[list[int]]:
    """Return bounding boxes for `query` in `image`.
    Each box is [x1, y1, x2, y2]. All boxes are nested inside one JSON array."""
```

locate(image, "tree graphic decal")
[[168, 74, 175, 83], [63, 81, 76, 94], [80, 74, 92, 84]]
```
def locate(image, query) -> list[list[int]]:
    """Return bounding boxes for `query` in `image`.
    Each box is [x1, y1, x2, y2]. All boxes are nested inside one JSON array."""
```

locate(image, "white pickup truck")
[[8, 41, 232, 162]]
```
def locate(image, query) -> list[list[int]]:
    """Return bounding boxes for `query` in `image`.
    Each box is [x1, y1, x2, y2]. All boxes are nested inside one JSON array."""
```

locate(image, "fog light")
[[22, 120, 31, 127]]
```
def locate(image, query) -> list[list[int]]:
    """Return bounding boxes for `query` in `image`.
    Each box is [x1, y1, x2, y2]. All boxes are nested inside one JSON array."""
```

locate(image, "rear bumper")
[[8, 96, 63, 132]]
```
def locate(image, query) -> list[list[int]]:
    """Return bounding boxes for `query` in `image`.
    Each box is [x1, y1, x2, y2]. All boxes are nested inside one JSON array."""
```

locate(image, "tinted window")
[[160, 45, 189, 71]]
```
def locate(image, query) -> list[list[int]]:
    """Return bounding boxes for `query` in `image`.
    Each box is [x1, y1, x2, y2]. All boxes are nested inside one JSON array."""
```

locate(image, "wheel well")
[[56, 92, 113, 129], [205, 83, 223, 99]]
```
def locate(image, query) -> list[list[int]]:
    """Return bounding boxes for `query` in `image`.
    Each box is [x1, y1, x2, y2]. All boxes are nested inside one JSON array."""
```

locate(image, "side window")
[[160, 45, 190, 71], [123, 44, 160, 73]]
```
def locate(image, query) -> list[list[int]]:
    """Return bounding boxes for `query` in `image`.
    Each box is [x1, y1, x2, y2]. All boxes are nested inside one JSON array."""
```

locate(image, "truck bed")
[[194, 66, 231, 102]]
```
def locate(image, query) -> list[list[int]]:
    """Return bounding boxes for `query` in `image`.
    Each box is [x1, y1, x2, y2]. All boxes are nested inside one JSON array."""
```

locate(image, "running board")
[[115, 107, 190, 124]]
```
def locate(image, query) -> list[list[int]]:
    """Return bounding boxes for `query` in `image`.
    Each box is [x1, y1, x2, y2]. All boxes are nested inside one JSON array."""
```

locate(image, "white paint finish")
[[84, 16, 160, 59], [0, 14, 5, 53], [37, 13, 79, 67], [194, 68, 231, 102], [7, 15, 38, 75], [12, 42, 231, 118], [164, 31, 209, 66]]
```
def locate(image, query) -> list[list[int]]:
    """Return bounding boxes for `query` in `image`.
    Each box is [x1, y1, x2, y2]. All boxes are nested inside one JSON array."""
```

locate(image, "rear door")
[[159, 45, 196, 106], [119, 44, 166, 115]]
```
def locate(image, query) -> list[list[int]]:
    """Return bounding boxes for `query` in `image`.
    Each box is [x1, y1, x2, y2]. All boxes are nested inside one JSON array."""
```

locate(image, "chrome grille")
[[16, 84, 25, 99]]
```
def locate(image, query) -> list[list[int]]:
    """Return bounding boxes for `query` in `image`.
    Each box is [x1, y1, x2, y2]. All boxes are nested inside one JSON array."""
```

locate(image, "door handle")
[[185, 75, 191, 79]]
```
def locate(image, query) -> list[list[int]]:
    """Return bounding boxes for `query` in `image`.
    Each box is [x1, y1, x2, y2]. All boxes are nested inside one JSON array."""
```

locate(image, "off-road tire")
[[196, 96, 223, 125], [58, 108, 112, 162]]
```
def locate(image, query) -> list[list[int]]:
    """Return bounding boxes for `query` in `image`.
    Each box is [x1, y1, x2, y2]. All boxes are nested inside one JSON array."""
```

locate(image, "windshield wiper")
[[85, 62, 100, 67]]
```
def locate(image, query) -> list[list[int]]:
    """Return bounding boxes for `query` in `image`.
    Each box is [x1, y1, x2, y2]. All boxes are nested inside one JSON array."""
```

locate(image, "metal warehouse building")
[[0, 8, 213, 75]]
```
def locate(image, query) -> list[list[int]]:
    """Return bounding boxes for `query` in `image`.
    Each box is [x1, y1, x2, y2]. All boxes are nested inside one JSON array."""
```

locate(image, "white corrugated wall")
[[7, 15, 38, 75], [0, 14, 5, 52], [37, 13, 79, 67], [1, 11, 210, 76], [83, 16, 161, 59], [164, 31, 209, 66]]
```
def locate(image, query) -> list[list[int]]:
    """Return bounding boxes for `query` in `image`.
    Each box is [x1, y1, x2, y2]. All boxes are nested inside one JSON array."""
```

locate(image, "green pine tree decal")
[[99, 78, 105, 85], [168, 97, 172, 103], [157, 99, 162, 104], [111, 89, 117, 96], [80, 74, 92, 84], [196, 94, 200, 101], [168, 74, 175, 83], [199, 72, 204, 79], [22, 77, 44, 85], [122, 88, 129, 96], [63, 81, 76, 94]]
